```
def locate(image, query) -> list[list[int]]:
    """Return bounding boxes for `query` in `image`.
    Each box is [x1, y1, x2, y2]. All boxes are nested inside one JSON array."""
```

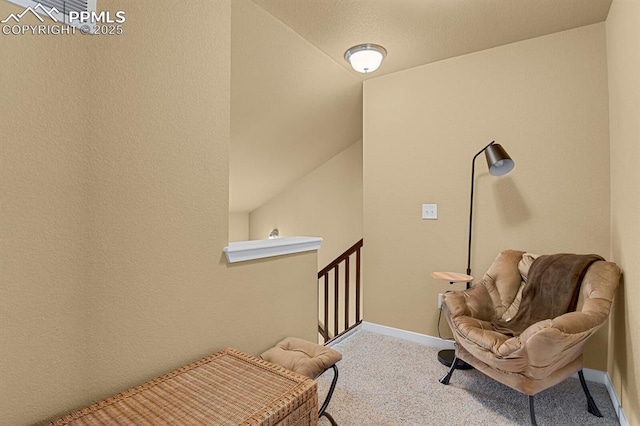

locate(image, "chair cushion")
[[518, 253, 539, 282], [261, 337, 342, 379], [482, 250, 525, 317], [500, 253, 539, 321]]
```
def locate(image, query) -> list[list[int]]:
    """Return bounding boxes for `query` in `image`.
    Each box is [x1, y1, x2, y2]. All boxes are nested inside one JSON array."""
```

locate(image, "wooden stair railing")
[[318, 239, 363, 344]]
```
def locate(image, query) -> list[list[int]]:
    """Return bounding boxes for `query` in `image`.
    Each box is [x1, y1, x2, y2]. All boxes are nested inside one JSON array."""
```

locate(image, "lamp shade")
[[344, 44, 387, 73], [484, 143, 514, 176]]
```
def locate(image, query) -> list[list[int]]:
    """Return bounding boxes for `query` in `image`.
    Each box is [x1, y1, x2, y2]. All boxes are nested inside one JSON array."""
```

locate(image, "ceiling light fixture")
[[344, 43, 387, 73]]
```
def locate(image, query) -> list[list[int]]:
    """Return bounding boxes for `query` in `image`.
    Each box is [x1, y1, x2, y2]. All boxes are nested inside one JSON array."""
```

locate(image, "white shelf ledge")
[[223, 236, 322, 264]]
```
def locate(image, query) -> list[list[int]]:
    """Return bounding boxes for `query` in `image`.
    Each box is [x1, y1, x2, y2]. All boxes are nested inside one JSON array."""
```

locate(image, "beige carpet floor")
[[316, 329, 619, 426]]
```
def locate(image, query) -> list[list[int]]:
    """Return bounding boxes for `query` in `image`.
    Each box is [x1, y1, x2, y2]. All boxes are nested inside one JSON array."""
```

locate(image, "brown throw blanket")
[[491, 253, 603, 337]]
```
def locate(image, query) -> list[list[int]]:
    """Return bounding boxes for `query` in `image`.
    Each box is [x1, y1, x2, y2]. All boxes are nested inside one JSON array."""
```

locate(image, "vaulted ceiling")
[[230, 0, 612, 213]]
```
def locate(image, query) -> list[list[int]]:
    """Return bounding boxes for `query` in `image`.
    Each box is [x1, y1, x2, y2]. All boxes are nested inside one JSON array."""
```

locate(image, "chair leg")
[[578, 370, 603, 417], [321, 411, 338, 426], [318, 365, 339, 420], [529, 395, 538, 426], [439, 356, 458, 385]]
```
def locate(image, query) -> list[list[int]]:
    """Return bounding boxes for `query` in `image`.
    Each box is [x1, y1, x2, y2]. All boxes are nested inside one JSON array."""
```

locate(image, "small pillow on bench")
[[261, 337, 342, 379]]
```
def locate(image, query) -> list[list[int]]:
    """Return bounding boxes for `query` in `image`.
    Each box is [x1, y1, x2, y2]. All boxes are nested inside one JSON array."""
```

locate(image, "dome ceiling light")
[[344, 43, 387, 73]]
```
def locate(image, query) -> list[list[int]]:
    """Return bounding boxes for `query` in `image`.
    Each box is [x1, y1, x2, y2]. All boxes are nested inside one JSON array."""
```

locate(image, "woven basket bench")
[[49, 348, 318, 426]]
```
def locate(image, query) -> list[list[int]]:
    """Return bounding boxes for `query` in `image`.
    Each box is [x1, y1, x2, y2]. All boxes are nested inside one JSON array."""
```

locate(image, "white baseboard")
[[325, 323, 361, 347], [359, 321, 628, 426], [604, 372, 628, 426], [571, 368, 605, 384], [360, 321, 455, 350], [569, 367, 628, 425]]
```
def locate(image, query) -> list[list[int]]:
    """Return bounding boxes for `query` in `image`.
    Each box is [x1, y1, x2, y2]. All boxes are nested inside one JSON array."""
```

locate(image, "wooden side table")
[[431, 271, 473, 284]]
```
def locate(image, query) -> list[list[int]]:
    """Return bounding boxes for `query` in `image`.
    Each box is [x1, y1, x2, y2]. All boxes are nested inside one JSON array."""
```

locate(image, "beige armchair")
[[439, 250, 620, 425]]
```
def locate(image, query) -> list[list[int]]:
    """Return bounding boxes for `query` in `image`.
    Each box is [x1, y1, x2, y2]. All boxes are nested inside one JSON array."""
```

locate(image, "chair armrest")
[[442, 291, 470, 317], [549, 309, 609, 334], [516, 309, 609, 372], [443, 284, 495, 322], [520, 297, 611, 343]]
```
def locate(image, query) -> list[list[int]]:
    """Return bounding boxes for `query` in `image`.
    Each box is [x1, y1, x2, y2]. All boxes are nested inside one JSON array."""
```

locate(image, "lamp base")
[[437, 349, 473, 370]]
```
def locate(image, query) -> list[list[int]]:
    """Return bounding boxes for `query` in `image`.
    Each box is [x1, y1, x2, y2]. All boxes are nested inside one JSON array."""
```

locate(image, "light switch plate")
[[422, 204, 437, 220]]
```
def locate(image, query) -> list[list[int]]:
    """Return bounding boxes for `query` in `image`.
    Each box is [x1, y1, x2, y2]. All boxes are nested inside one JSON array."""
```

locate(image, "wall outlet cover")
[[422, 204, 438, 220]]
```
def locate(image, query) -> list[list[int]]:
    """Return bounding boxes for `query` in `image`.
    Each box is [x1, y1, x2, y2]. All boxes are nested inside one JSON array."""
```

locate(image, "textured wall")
[[0, 6, 90, 423], [250, 140, 363, 269], [607, 0, 640, 423], [229, 211, 250, 241], [0, 1, 317, 424], [363, 24, 611, 369], [230, 0, 362, 213]]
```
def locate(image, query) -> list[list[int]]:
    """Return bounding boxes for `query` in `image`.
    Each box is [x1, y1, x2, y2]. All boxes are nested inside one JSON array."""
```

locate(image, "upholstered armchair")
[[438, 250, 621, 425]]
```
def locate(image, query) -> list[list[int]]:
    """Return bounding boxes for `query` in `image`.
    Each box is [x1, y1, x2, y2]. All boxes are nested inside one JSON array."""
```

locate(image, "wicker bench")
[[49, 348, 318, 425]]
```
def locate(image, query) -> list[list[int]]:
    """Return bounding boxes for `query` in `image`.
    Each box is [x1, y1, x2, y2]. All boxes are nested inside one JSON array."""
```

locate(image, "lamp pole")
[[436, 140, 514, 369], [466, 141, 497, 281]]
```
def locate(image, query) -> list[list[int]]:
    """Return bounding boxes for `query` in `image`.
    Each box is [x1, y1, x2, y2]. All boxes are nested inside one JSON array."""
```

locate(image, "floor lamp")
[[437, 141, 515, 368]]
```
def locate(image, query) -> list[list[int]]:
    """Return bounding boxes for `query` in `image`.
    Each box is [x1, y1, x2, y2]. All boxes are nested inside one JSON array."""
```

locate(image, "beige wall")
[[229, 0, 362, 215], [363, 24, 611, 370], [250, 140, 363, 269], [229, 211, 250, 242], [607, 0, 640, 423], [0, 2, 317, 425]]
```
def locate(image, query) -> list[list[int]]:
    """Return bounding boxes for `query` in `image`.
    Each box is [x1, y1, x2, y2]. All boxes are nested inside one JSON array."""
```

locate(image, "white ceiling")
[[230, 0, 612, 213]]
